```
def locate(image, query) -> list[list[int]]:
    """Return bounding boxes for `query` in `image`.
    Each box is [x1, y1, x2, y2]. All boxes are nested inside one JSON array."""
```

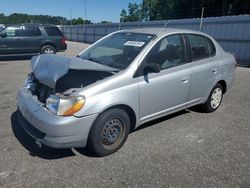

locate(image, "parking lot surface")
[[0, 41, 249, 188]]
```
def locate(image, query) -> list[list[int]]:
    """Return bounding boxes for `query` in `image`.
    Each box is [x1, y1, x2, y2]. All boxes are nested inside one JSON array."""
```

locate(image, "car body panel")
[[16, 28, 236, 148], [189, 56, 220, 103], [30, 54, 119, 88], [17, 88, 98, 148], [139, 63, 191, 123], [0, 36, 25, 54]]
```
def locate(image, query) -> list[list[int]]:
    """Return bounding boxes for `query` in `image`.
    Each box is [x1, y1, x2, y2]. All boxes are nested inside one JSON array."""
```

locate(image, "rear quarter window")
[[44, 27, 63, 36], [206, 37, 216, 57]]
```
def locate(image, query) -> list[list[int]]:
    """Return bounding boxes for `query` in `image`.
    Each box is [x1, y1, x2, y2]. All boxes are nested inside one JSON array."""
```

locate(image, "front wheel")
[[200, 83, 223, 112], [88, 108, 130, 156]]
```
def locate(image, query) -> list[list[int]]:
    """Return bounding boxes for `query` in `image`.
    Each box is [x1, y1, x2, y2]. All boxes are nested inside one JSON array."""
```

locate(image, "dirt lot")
[[0, 41, 249, 188]]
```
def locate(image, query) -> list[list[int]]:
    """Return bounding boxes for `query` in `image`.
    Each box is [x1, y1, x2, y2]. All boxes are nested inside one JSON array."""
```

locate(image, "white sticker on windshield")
[[124, 41, 145, 47]]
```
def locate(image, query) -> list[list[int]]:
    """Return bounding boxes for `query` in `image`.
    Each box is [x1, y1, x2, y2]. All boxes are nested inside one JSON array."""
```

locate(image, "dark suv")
[[0, 23, 67, 56], [0, 25, 6, 33]]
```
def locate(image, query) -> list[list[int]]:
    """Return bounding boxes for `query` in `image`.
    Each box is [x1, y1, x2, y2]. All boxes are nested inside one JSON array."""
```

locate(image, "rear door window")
[[187, 34, 209, 61], [25, 27, 42, 36], [44, 27, 62, 36]]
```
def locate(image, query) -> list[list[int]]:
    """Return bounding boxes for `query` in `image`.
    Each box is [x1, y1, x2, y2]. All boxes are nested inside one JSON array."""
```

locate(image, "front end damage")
[[17, 54, 117, 148], [29, 54, 117, 104]]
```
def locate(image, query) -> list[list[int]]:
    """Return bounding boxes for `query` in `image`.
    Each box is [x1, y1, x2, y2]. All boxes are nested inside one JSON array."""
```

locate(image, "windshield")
[[79, 32, 156, 70]]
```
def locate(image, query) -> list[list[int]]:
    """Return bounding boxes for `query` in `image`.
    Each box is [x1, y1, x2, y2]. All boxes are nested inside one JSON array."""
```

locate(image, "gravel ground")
[[0, 41, 249, 188]]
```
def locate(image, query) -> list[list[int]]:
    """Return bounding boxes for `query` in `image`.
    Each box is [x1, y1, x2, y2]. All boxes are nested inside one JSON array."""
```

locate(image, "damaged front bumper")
[[17, 88, 98, 149]]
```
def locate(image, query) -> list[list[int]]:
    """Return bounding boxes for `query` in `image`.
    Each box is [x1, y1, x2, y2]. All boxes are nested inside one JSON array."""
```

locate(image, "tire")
[[200, 83, 223, 113], [88, 108, 130, 156], [41, 45, 56, 54]]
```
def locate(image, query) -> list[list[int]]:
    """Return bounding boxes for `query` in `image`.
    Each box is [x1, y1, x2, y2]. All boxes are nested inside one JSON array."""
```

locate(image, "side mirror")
[[143, 63, 161, 74], [0, 32, 7, 38]]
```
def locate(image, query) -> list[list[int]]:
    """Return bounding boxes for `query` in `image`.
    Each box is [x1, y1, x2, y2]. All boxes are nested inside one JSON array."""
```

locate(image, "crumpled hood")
[[31, 54, 118, 88]]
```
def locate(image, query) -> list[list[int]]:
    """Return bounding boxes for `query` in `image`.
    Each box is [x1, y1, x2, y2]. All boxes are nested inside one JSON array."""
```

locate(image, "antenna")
[[199, 7, 204, 31], [83, 0, 87, 42], [84, 0, 87, 25], [70, 8, 72, 25]]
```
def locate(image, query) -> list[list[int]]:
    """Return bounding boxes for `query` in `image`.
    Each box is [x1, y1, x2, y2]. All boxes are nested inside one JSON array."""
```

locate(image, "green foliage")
[[0, 13, 92, 25], [100, 21, 112, 24], [120, 3, 142, 22], [120, 9, 128, 22], [72, 17, 92, 25], [121, 0, 250, 22]]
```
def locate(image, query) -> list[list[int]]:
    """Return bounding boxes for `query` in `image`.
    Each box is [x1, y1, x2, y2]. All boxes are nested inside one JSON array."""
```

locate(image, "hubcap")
[[44, 48, 54, 54], [210, 88, 222, 109], [101, 118, 124, 147]]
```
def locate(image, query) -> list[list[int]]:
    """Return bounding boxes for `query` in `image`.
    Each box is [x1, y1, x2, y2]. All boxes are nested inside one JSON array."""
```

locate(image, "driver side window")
[[4, 27, 24, 37], [145, 34, 186, 70]]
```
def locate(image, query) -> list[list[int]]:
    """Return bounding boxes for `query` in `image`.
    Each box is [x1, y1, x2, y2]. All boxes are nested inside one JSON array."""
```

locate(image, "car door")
[[22, 26, 44, 53], [138, 34, 191, 123], [0, 26, 25, 54], [186, 34, 219, 102]]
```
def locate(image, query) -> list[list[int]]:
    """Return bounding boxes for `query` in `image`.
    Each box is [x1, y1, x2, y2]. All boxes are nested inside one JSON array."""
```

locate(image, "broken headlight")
[[24, 74, 35, 89], [46, 95, 85, 116]]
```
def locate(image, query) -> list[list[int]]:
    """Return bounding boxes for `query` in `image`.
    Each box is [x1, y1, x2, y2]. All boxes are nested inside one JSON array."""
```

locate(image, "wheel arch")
[[41, 42, 57, 51], [98, 104, 137, 133], [217, 80, 227, 94]]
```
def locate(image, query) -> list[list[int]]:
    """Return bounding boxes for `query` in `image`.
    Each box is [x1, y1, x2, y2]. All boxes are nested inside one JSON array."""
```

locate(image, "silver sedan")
[[17, 28, 236, 156]]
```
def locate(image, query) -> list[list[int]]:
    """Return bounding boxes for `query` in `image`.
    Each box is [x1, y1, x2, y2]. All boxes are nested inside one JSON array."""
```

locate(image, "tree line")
[[120, 0, 250, 22], [0, 13, 93, 25]]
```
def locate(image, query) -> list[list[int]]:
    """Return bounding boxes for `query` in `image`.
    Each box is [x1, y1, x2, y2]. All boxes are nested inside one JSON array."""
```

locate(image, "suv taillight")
[[61, 37, 66, 45]]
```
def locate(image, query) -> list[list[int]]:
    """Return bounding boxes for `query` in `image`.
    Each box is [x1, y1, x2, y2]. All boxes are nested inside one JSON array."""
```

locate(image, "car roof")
[[119, 28, 206, 37]]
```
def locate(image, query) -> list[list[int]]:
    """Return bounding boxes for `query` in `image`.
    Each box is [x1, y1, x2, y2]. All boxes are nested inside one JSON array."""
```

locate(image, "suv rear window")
[[44, 27, 62, 36]]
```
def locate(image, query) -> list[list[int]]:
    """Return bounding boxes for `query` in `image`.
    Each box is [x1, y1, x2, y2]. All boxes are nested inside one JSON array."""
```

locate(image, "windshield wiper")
[[87, 57, 104, 65], [80, 56, 120, 73]]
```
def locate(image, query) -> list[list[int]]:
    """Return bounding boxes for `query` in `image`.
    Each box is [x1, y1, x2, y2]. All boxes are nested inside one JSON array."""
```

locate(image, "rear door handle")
[[181, 78, 189, 84], [212, 68, 218, 74]]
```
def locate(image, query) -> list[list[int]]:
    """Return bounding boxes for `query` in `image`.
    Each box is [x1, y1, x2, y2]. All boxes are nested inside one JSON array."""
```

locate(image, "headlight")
[[24, 74, 35, 89], [46, 95, 85, 116]]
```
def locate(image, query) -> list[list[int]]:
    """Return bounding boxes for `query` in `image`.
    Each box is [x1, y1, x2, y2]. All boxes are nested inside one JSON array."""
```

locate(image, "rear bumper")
[[57, 43, 67, 52], [17, 88, 98, 148]]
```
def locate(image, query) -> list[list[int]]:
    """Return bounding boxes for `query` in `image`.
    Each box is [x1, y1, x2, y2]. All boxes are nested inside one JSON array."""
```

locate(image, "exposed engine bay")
[[28, 54, 116, 103]]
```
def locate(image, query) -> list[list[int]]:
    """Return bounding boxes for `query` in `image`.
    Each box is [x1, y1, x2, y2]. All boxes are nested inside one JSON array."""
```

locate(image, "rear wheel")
[[88, 108, 130, 156], [200, 83, 223, 112], [41, 45, 56, 54]]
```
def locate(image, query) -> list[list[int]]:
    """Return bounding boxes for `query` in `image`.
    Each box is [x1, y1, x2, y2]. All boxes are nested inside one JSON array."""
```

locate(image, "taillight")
[[61, 37, 66, 45]]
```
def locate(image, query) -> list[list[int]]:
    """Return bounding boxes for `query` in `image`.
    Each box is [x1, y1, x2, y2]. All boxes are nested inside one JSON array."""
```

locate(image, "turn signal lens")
[[63, 99, 85, 116]]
